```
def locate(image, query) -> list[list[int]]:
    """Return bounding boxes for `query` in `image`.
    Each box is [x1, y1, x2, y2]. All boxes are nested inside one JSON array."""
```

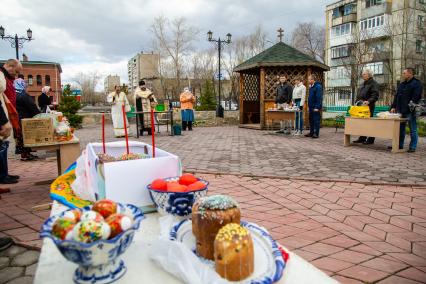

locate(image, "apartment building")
[[104, 75, 120, 94], [325, 0, 426, 104], [127, 52, 160, 95]]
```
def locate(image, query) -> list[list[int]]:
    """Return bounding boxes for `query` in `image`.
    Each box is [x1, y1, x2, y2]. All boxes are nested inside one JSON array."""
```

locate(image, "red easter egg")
[[179, 174, 198, 186], [167, 182, 188, 192], [151, 179, 167, 191], [92, 199, 118, 219], [52, 217, 76, 240], [106, 214, 133, 239], [187, 181, 206, 191]]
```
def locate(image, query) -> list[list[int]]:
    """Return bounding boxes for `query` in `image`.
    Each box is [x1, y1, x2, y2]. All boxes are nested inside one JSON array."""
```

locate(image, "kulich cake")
[[97, 153, 116, 163], [214, 223, 254, 281], [192, 195, 241, 260]]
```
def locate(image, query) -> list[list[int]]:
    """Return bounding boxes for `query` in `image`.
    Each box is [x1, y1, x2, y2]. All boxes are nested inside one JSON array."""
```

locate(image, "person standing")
[[275, 75, 293, 134], [292, 77, 306, 135], [305, 74, 322, 139], [0, 59, 21, 184], [107, 85, 131, 137], [180, 87, 195, 131], [391, 68, 423, 153], [134, 80, 157, 136], [15, 77, 40, 160], [38, 86, 52, 113], [353, 69, 380, 145], [0, 97, 15, 251]]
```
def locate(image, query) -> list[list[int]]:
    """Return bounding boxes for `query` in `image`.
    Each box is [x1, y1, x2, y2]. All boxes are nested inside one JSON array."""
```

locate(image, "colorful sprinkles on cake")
[[216, 223, 249, 243], [199, 195, 239, 210]]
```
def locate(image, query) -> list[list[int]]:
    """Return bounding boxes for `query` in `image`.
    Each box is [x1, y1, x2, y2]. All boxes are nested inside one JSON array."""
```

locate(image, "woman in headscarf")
[[107, 85, 131, 137], [15, 76, 40, 160], [38, 86, 52, 113], [179, 87, 195, 131]]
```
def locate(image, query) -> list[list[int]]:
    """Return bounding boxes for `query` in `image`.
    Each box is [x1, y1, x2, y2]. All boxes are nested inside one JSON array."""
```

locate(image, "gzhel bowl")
[[40, 203, 144, 284], [148, 177, 208, 218]]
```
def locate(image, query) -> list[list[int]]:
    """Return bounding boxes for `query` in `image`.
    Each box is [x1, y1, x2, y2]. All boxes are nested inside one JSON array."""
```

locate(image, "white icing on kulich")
[[198, 195, 239, 210]]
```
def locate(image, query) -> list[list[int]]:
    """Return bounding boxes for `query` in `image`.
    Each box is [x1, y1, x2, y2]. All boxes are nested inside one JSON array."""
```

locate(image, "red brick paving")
[[0, 159, 56, 249], [0, 153, 425, 283]]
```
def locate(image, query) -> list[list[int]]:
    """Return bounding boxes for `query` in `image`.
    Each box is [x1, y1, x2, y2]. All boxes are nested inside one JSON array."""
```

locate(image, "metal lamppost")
[[207, 30, 231, 118], [0, 26, 33, 60]]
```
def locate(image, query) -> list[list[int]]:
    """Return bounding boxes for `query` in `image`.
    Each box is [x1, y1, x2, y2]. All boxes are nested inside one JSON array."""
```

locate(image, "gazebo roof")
[[234, 42, 329, 72]]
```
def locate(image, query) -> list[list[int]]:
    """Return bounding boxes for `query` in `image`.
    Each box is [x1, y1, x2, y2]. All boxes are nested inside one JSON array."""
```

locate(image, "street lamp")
[[0, 26, 34, 60], [207, 30, 232, 118]]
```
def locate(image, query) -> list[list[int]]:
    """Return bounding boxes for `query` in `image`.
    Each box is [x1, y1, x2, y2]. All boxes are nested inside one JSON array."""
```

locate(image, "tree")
[[196, 80, 216, 111], [150, 16, 199, 97], [222, 25, 269, 109], [291, 22, 325, 62], [59, 84, 83, 128], [73, 71, 101, 105]]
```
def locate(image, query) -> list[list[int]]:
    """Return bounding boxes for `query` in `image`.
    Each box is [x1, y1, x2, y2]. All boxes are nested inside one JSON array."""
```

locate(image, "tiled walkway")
[[1, 125, 425, 283]]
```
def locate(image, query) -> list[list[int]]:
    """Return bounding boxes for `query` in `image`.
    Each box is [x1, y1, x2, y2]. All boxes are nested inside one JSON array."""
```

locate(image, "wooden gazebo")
[[234, 39, 329, 129]]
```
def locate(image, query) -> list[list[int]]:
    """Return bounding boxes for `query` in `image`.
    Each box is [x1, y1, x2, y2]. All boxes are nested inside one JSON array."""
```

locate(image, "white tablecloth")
[[34, 203, 337, 284]]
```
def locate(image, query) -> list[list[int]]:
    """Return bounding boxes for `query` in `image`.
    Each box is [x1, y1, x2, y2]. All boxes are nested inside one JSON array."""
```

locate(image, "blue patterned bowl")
[[148, 177, 208, 218], [40, 204, 144, 284]]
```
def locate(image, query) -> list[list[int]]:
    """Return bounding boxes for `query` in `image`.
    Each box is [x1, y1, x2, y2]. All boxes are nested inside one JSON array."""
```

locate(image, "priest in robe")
[[107, 85, 131, 137]]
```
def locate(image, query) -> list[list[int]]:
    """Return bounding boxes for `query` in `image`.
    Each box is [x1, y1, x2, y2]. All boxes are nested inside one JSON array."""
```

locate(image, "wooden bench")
[[325, 105, 391, 132]]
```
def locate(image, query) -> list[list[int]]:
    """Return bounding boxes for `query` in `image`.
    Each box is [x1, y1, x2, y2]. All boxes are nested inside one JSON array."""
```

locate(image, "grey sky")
[[0, 0, 330, 86]]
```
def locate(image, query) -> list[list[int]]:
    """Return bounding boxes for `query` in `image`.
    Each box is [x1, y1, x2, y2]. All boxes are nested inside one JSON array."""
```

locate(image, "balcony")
[[332, 13, 357, 27], [361, 2, 391, 18]]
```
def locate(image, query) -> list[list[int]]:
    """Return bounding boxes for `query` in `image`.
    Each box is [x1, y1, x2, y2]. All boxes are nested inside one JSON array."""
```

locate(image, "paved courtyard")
[[1, 125, 425, 283], [75, 124, 426, 185]]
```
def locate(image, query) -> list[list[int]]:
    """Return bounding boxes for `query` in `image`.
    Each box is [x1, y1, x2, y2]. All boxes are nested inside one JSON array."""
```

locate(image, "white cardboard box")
[[86, 141, 181, 208]]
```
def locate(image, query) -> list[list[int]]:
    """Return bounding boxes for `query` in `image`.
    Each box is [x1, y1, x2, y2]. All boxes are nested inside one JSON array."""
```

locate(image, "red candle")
[[102, 113, 106, 154], [150, 108, 155, 158], [122, 104, 129, 155]]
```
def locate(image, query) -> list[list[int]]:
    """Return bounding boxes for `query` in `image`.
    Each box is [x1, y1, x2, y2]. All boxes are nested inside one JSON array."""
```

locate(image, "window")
[[331, 23, 352, 37], [416, 40, 423, 53], [332, 7, 340, 18], [418, 15, 425, 29], [338, 89, 351, 100], [360, 14, 385, 30], [365, 62, 384, 75], [28, 75, 33, 86], [366, 0, 383, 8], [331, 45, 350, 58], [45, 75, 51, 86], [344, 4, 354, 16], [415, 64, 422, 76], [36, 75, 42, 86], [370, 42, 385, 52]]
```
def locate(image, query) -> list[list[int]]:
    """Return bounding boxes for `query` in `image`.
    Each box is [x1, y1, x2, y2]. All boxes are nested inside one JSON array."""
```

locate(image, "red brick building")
[[1, 55, 62, 104]]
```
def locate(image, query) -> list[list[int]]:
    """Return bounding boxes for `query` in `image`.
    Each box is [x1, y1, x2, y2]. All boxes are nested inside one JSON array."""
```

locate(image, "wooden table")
[[344, 117, 407, 153], [25, 136, 81, 175], [133, 111, 173, 137], [266, 110, 300, 131], [34, 202, 337, 284]]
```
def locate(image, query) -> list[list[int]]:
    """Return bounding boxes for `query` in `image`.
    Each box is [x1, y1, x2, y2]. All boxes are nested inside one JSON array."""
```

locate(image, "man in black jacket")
[[391, 68, 423, 152], [275, 75, 293, 134], [353, 69, 380, 145]]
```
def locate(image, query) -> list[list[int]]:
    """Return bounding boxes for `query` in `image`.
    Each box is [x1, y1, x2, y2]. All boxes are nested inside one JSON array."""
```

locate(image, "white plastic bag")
[[71, 151, 96, 202], [147, 215, 228, 284], [147, 239, 228, 284]]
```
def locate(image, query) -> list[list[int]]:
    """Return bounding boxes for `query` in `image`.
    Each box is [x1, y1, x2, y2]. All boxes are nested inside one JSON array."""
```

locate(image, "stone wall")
[[78, 110, 240, 126]]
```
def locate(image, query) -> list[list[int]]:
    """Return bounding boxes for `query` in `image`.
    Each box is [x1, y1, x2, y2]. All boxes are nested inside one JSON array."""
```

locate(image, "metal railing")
[[323, 86, 395, 108]]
